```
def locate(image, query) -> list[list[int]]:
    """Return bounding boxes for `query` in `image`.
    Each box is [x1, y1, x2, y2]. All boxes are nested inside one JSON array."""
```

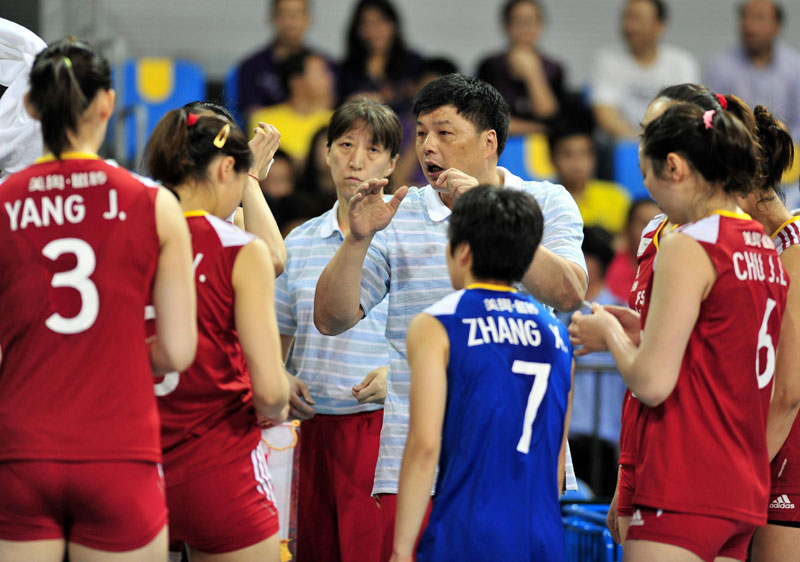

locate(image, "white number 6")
[[756, 297, 777, 389], [43, 238, 99, 334], [513, 360, 551, 454]]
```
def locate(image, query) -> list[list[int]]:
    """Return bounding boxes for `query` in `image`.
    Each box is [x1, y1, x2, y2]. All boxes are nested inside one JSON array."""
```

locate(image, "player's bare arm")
[[150, 188, 197, 374], [391, 313, 449, 562], [571, 234, 714, 406], [234, 238, 290, 424], [766, 243, 800, 460], [314, 178, 407, 335], [522, 246, 586, 312], [240, 122, 286, 276]]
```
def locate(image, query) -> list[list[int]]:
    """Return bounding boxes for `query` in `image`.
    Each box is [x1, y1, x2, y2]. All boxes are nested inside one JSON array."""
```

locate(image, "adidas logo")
[[770, 494, 796, 509], [629, 509, 644, 526]]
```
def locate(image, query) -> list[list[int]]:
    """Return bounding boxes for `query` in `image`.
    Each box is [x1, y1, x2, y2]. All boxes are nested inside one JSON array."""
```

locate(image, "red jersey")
[[0, 153, 161, 462], [155, 212, 259, 484], [770, 217, 800, 495], [634, 211, 788, 525], [619, 214, 667, 466]]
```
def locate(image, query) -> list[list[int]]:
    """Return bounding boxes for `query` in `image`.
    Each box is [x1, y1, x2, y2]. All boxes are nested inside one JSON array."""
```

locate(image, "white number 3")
[[756, 298, 777, 389], [42, 238, 99, 334], [513, 360, 551, 454]]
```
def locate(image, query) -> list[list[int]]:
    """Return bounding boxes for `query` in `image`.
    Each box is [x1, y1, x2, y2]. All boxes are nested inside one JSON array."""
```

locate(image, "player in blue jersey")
[[390, 186, 574, 562]]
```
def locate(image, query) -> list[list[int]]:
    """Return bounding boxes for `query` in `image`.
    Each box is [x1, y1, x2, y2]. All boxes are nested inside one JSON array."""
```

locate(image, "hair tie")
[[213, 123, 231, 149], [703, 110, 716, 130], [62, 56, 72, 69], [715, 93, 728, 110], [186, 112, 198, 127]]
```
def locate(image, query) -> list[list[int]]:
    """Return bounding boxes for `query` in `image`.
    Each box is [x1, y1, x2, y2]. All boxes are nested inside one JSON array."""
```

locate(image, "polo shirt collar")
[[318, 201, 342, 239]]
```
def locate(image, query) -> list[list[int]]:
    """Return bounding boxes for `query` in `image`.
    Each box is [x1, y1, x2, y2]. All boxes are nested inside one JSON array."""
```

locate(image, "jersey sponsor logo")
[[483, 297, 537, 315], [770, 494, 796, 509], [629, 509, 644, 526]]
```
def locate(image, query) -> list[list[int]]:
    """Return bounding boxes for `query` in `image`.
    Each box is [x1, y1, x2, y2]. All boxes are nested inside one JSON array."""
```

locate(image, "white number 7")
[[513, 360, 551, 454]]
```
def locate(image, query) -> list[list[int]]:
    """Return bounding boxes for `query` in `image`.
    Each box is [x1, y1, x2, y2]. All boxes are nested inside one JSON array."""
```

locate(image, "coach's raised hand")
[[349, 178, 408, 241], [433, 168, 479, 201]]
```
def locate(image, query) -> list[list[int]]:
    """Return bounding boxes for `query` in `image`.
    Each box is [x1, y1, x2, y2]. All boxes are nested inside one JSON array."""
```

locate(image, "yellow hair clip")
[[63, 56, 72, 69], [213, 123, 231, 149]]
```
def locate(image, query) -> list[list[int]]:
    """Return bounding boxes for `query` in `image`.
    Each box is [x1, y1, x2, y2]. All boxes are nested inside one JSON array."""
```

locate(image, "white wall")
[[39, 0, 800, 88]]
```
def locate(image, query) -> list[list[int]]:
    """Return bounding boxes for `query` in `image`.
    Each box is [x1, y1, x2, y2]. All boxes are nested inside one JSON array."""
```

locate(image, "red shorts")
[[166, 441, 279, 554], [295, 410, 383, 562], [766, 492, 800, 525], [625, 506, 755, 562], [617, 463, 635, 517], [0, 460, 166, 551]]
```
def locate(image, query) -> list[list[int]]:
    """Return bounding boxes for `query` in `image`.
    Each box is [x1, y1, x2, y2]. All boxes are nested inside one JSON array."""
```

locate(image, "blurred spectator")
[[558, 226, 625, 497], [476, 0, 564, 135], [591, 0, 699, 138], [273, 191, 330, 238], [249, 51, 334, 163], [391, 57, 459, 188], [549, 125, 630, 234], [338, 0, 424, 111], [298, 126, 337, 206], [604, 198, 660, 301], [237, 0, 335, 119], [261, 148, 297, 200], [705, 0, 800, 135]]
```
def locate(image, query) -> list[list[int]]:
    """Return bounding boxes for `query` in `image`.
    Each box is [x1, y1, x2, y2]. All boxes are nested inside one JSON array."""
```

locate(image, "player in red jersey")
[[736, 107, 800, 562], [0, 39, 197, 562], [144, 107, 290, 561], [183, 100, 287, 277], [571, 103, 788, 561]]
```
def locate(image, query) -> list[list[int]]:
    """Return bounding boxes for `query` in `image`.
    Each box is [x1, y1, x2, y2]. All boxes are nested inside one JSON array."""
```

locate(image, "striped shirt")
[[359, 167, 587, 494], [275, 202, 389, 415]]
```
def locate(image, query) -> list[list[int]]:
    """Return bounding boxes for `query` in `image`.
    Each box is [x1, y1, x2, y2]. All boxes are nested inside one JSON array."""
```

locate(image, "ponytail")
[[144, 109, 252, 195], [27, 38, 112, 158], [643, 102, 759, 196], [753, 105, 794, 194]]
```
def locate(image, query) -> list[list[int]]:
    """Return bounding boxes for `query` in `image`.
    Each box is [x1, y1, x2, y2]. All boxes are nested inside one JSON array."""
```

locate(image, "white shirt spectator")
[[592, 44, 700, 133]]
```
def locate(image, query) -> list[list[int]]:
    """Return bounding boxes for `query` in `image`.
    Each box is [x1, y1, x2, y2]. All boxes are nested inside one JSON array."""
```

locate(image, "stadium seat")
[[560, 478, 595, 502], [613, 140, 649, 201], [498, 133, 557, 182], [112, 57, 206, 166], [223, 65, 246, 131]]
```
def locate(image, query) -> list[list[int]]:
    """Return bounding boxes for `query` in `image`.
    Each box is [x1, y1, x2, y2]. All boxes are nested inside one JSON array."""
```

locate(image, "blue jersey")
[[417, 285, 572, 562]]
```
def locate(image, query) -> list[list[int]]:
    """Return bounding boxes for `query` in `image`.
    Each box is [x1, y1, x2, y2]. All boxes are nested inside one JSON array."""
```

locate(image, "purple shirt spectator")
[[705, 43, 800, 136], [476, 51, 564, 123]]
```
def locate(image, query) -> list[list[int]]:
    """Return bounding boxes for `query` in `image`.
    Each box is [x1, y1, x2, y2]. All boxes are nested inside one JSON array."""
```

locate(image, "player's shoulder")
[[197, 213, 257, 248], [423, 289, 467, 318], [676, 213, 725, 244], [772, 218, 800, 254]]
